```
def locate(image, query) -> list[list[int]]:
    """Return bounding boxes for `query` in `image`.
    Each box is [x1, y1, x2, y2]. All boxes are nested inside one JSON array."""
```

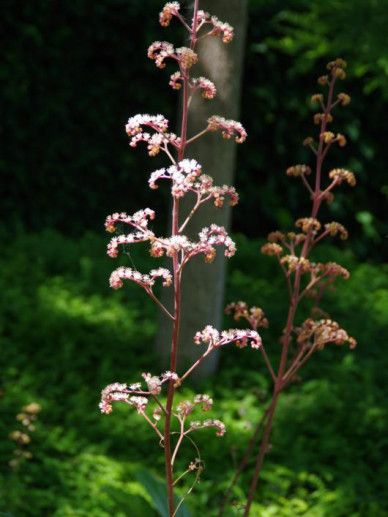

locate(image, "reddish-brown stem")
[[283, 343, 319, 384], [171, 416, 186, 466], [242, 75, 338, 516], [186, 126, 210, 145], [146, 289, 175, 320], [243, 394, 279, 516], [218, 404, 271, 516], [141, 410, 164, 440], [260, 346, 276, 382], [163, 3, 200, 515], [179, 347, 212, 384], [300, 173, 314, 195]]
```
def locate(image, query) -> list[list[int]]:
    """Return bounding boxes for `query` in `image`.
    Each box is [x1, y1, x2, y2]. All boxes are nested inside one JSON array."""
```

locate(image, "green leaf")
[[135, 469, 191, 517]]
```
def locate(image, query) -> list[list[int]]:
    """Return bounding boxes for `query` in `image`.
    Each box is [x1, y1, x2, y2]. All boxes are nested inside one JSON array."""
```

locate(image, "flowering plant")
[[99, 2, 257, 514], [220, 58, 357, 515]]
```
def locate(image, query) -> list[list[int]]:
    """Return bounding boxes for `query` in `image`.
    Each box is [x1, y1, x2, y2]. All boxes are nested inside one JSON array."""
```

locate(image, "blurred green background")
[[1, 0, 387, 515]]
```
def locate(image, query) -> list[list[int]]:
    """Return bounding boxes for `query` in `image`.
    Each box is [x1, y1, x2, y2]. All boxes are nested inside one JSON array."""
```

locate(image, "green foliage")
[[1, 230, 387, 515], [135, 469, 191, 517]]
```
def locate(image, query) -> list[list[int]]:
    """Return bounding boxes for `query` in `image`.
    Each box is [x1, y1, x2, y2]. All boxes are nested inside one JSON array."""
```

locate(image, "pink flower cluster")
[[189, 418, 226, 436], [194, 325, 262, 350], [149, 159, 238, 206], [208, 116, 247, 143], [99, 383, 129, 414], [192, 77, 217, 99], [107, 231, 154, 258], [209, 17, 234, 43], [126, 114, 169, 135], [176, 394, 213, 416], [109, 267, 172, 290], [195, 11, 234, 43], [142, 371, 179, 394], [159, 2, 180, 27], [198, 225, 236, 258], [100, 371, 179, 414], [148, 42, 198, 70], [150, 225, 236, 263], [147, 41, 175, 68], [149, 159, 202, 197], [125, 114, 181, 156], [105, 208, 155, 233], [169, 73, 217, 99], [158, 4, 234, 45]]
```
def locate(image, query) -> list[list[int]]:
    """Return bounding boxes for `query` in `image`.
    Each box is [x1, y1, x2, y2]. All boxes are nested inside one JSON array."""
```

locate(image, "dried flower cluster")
[[9, 402, 41, 470], [221, 57, 357, 516]]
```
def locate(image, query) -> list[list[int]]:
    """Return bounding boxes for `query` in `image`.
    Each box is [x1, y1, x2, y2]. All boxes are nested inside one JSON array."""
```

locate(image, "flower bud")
[[337, 93, 351, 106]]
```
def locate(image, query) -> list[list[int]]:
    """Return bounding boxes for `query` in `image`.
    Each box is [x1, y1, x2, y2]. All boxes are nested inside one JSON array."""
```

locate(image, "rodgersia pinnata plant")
[[100, 2, 256, 515], [219, 59, 357, 515]]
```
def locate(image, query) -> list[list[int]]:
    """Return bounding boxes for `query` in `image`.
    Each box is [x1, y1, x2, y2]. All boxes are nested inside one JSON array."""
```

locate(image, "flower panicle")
[[208, 115, 247, 143], [109, 267, 172, 290], [159, 2, 180, 27], [149, 225, 236, 263], [225, 302, 269, 329], [189, 418, 226, 437], [100, 371, 179, 414], [297, 318, 356, 350], [148, 159, 238, 206], [105, 208, 155, 233], [194, 325, 262, 350]]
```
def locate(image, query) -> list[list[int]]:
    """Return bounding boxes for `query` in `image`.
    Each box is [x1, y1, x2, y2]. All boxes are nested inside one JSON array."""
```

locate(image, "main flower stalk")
[[100, 3, 252, 516]]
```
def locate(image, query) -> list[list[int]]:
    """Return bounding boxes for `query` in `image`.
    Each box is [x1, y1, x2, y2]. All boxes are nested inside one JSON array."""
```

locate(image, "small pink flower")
[[169, 71, 183, 90], [148, 41, 175, 69], [109, 267, 172, 290], [126, 114, 169, 135], [194, 326, 262, 350], [159, 2, 180, 27], [99, 383, 129, 414], [208, 116, 247, 143], [191, 77, 217, 99], [129, 396, 149, 413], [210, 17, 234, 43], [105, 208, 155, 233]]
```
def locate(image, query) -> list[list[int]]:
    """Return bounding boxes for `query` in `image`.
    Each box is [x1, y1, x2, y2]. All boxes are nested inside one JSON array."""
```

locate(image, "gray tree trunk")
[[156, 0, 248, 380]]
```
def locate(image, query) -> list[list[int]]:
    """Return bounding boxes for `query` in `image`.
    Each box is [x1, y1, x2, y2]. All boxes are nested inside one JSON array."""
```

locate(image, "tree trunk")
[[156, 0, 248, 380]]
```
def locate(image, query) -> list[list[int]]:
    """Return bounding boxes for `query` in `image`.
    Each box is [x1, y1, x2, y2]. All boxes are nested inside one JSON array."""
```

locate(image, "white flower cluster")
[[194, 326, 262, 350], [149, 160, 238, 206], [159, 2, 180, 27], [191, 77, 217, 99], [150, 225, 236, 263], [169, 72, 216, 99], [208, 116, 247, 143], [126, 114, 169, 135], [142, 371, 179, 394], [147, 41, 175, 68], [149, 159, 202, 197], [105, 208, 155, 233], [107, 230, 154, 258], [176, 394, 213, 417], [125, 114, 180, 156], [189, 419, 226, 436], [109, 267, 172, 290], [99, 383, 129, 414], [196, 11, 234, 43]]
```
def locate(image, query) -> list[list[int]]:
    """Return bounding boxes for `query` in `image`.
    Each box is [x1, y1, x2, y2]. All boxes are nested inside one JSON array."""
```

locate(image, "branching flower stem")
[[241, 73, 338, 517], [163, 2, 200, 515]]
